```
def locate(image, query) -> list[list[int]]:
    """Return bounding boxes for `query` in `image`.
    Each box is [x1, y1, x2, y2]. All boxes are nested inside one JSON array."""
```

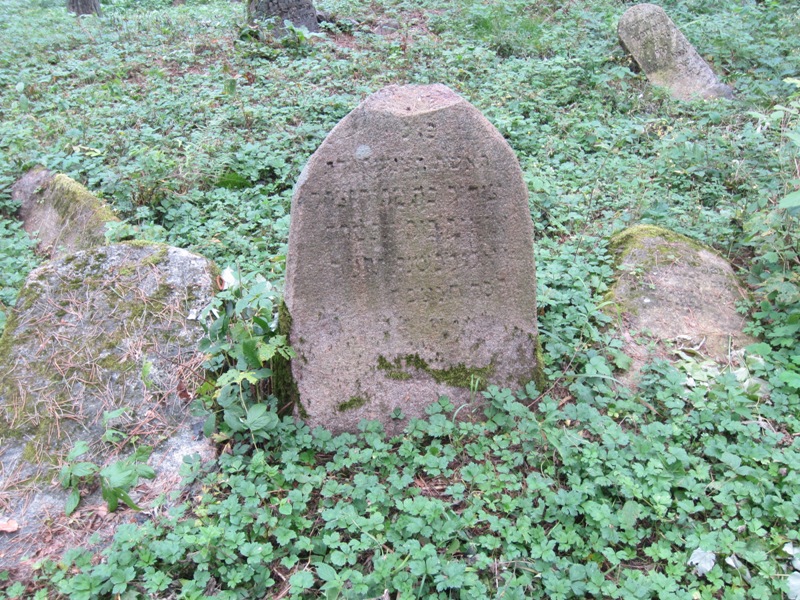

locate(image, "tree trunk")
[[247, 0, 319, 33], [67, 0, 101, 16]]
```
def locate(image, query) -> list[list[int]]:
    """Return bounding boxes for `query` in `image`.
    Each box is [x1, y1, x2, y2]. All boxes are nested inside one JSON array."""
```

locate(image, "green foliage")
[[59, 441, 155, 516], [741, 78, 800, 397], [0, 219, 39, 335], [198, 269, 294, 443], [37, 377, 800, 598]]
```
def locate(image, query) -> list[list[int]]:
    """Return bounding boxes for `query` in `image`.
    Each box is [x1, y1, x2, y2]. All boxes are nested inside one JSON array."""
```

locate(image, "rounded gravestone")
[[284, 84, 539, 435], [618, 3, 733, 101], [608, 225, 755, 374]]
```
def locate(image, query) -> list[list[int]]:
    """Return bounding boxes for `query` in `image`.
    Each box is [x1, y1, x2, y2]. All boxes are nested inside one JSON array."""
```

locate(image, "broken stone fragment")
[[12, 167, 119, 259], [0, 241, 216, 572]]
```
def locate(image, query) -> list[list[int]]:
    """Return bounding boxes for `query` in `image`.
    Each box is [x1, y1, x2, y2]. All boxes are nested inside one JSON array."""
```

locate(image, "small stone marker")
[[284, 84, 539, 435], [618, 3, 733, 101], [12, 167, 119, 259], [608, 225, 754, 374]]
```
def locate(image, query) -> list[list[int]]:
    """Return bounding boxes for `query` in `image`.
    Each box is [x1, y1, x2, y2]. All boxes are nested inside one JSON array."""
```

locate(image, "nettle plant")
[[197, 268, 294, 446], [59, 440, 155, 517]]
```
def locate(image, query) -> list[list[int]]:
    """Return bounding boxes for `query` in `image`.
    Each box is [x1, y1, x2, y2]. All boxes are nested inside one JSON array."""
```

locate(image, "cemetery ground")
[[0, 0, 799, 597]]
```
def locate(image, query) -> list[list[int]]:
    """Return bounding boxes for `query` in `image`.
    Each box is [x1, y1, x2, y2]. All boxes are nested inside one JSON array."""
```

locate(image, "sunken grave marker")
[[618, 3, 733, 101]]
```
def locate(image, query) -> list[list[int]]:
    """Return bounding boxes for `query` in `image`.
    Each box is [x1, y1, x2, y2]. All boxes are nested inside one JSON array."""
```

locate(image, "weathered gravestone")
[[12, 167, 119, 259], [283, 84, 540, 435], [247, 0, 319, 33], [607, 225, 754, 382], [0, 242, 216, 571], [618, 3, 733, 101]]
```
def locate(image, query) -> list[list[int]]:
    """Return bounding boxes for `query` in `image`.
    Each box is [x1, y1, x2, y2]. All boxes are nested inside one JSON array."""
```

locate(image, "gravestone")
[[247, 0, 319, 33], [12, 167, 119, 259], [607, 225, 754, 383], [0, 242, 216, 572], [283, 84, 539, 435], [618, 4, 733, 101]]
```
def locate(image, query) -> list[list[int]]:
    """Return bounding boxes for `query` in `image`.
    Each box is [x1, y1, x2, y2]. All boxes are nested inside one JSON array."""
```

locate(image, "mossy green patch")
[[207, 262, 222, 291], [137, 242, 168, 266], [531, 336, 547, 391], [45, 174, 119, 252], [377, 353, 494, 389], [124, 239, 159, 249], [377, 355, 412, 380], [608, 224, 708, 268], [272, 300, 302, 416], [337, 395, 368, 412]]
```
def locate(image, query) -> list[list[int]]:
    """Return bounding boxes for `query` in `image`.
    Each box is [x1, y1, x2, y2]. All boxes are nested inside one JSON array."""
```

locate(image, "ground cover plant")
[[0, 0, 799, 597]]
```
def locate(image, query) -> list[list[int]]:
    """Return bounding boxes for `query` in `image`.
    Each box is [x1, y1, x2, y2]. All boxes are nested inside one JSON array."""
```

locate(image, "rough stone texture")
[[247, 0, 319, 33], [67, 0, 101, 15], [607, 225, 754, 380], [12, 167, 119, 259], [618, 4, 733, 101], [284, 84, 539, 435], [0, 242, 216, 571]]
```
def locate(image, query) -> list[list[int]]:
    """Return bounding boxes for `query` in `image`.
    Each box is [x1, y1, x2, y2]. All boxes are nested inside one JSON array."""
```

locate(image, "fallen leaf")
[[688, 548, 716, 576], [788, 571, 800, 600], [0, 519, 19, 533]]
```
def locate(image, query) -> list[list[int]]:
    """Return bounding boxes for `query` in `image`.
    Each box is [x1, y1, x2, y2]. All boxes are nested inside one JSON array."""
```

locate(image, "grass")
[[0, 0, 799, 597]]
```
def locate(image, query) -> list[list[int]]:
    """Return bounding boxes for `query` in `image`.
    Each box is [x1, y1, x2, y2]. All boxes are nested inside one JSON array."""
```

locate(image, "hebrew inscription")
[[284, 84, 539, 434], [618, 4, 733, 101]]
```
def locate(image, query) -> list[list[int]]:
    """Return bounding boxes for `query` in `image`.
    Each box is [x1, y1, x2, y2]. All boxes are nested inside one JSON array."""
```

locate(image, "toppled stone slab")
[[607, 225, 754, 376], [12, 167, 119, 259], [283, 84, 540, 435], [0, 242, 217, 571], [618, 4, 733, 101]]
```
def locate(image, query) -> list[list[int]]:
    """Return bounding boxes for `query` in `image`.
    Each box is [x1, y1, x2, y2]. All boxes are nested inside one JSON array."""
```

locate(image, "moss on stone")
[[377, 353, 494, 389], [125, 239, 158, 249], [608, 224, 707, 267], [47, 175, 119, 251], [137, 242, 168, 266], [605, 224, 718, 319], [97, 353, 136, 372], [207, 262, 222, 291], [531, 335, 548, 391], [0, 312, 19, 369], [337, 395, 368, 412], [377, 355, 413, 380], [272, 300, 302, 416]]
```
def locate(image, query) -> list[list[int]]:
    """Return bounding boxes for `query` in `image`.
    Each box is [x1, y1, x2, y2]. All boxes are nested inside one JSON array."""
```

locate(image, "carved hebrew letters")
[[618, 4, 733, 101]]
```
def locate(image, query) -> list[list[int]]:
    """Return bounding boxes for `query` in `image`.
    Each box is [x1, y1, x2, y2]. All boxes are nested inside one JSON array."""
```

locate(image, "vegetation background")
[[0, 0, 799, 597]]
